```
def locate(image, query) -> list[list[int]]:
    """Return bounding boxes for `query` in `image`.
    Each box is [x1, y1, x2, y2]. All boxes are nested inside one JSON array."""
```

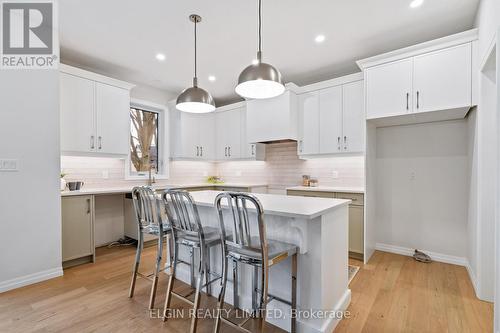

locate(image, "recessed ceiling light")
[[208, 75, 216, 82], [155, 53, 166, 61], [252, 59, 259, 65], [315, 35, 326, 43], [410, 0, 424, 8]]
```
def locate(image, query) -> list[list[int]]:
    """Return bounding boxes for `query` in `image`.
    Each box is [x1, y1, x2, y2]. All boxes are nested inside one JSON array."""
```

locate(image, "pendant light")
[[235, 0, 285, 99], [176, 14, 215, 113]]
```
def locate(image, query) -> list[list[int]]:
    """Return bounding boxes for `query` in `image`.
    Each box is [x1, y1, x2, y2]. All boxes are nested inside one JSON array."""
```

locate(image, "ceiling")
[[60, 0, 480, 105]]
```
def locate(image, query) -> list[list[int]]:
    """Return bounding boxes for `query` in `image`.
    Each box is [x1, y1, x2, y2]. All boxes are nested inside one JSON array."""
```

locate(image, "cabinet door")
[[298, 92, 320, 155], [319, 86, 343, 154], [215, 111, 229, 160], [219, 109, 241, 159], [95, 82, 130, 155], [198, 114, 215, 160], [180, 112, 199, 158], [342, 81, 365, 153], [62, 196, 93, 261], [413, 43, 472, 113], [60, 73, 95, 153], [365, 58, 413, 119], [348, 205, 364, 255]]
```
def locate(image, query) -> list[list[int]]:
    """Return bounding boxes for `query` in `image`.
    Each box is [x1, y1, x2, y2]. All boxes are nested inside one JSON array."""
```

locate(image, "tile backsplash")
[[61, 142, 364, 189]]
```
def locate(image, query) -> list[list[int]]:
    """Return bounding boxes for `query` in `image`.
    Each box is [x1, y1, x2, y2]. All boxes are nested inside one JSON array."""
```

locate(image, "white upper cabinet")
[[297, 74, 365, 157], [239, 107, 266, 160], [359, 30, 477, 125], [413, 43, 472, 113], [298, 92, 320, 155], [176, 111, 214, 160], [60, 73, 95, 153], [216, 108, 242, 160], [319, 86, 343, 154], [60, 65, 134, 156], [342, 80, 365, 153], [365, 59, 413, 119], [246, 89, 298, 143], [95, 82, 130, 155]]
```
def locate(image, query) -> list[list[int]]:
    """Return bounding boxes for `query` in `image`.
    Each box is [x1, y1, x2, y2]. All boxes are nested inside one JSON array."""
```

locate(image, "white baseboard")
[[0, 267, 63, 293], [465, 261, 479, 297], [375, 243, 467, 266]]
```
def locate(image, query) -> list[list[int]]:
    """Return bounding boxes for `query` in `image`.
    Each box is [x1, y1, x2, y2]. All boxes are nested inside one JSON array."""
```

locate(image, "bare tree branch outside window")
[[130, 108, 158, 173]]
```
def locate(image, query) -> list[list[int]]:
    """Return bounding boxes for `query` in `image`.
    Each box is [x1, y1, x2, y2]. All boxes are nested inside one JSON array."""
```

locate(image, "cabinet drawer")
[[287, 190, 335, 198], [334, 192, 364, 206]]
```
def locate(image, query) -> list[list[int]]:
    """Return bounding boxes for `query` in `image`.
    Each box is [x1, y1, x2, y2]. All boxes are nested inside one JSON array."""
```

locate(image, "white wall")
[[374, 120, 469, 261], [0, 70, 61, 292], [473, 0, 500, 306]]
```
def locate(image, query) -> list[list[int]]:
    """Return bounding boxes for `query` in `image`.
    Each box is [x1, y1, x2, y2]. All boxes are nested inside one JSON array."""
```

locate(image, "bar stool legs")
[[148, 235, 164, 309], [214, 255, 228, 333], [128, 235, 143, 298], [291, 253, 297, 333]]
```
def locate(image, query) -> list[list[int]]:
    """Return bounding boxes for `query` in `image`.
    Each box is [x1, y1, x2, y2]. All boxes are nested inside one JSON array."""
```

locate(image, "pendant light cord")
[[194, 18, 198, 86], [258, 0, 262, 60]]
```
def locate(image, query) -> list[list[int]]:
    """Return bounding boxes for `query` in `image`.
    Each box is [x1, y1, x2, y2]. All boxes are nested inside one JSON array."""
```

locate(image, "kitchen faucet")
[[148, 164, 156, 186]]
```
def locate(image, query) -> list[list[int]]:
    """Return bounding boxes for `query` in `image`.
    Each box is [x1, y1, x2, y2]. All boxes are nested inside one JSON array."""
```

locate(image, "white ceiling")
[[60, 0, 479, 105]]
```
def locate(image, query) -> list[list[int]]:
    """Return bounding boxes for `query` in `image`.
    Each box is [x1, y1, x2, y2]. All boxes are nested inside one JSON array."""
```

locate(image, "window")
[[126, 101, 169, 179]]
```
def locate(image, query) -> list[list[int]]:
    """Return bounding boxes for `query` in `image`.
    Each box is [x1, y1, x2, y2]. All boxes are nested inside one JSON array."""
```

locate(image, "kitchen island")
[[173, 190, 351, 333]]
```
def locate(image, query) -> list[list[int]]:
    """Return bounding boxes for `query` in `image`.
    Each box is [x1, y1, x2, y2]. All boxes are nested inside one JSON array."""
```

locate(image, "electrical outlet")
[[102, 170, 109, 179], [410, 171, 416, 180], [332, 171, 339, 179], [0, 159, 19, 171]]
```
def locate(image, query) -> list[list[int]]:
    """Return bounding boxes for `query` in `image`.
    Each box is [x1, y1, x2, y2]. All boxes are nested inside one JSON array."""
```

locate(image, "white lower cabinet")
[[60, 65, 134, 156], [298, 77, 365, 157], [61, 196, 94, 265]]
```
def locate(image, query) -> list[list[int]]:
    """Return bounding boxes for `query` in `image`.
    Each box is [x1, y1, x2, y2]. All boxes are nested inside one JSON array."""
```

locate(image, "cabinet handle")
[[406, 93, 409, 110], [200, 146, 203, 157], [225, 147, 227, 157], [98, 136, 102, 150], [251, 144, 255, 156], [344, 136, 347, 150], [86, 198, 91, 214], [337, 137, 341, 150], [416, 91, 420, 109], [228, 147, 231, 157], [90, 136, 95, 149], [299, 140, 303, 153], [196, 146, 199, 157]]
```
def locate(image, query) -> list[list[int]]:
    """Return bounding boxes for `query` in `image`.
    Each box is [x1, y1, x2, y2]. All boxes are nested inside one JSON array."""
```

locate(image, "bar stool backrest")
[[131, 186, 164, 235], [215, 192, 268, 261], [162, 189, 203, 239]]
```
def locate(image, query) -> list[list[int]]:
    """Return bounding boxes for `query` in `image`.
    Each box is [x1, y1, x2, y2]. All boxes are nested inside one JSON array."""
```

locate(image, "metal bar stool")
[[213, 192, 298, 333], [162, 189, 222, 333], [128, 186, 172, 310]]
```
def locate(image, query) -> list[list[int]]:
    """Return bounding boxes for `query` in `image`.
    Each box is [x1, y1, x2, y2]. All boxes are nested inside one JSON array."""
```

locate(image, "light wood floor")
[[336, 251, 493, 333], [0, 247, 493, 333]]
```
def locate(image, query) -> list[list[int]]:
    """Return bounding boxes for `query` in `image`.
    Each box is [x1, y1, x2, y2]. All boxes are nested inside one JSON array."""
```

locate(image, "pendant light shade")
[[176, 14, 215, 113], [235, 0, 285, 99]]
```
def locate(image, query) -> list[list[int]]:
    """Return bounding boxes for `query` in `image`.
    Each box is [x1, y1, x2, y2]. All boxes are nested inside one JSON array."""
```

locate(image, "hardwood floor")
[[0, 247, 493, 333], [0, 246, 284, 333], [336, 251, 493, 333]]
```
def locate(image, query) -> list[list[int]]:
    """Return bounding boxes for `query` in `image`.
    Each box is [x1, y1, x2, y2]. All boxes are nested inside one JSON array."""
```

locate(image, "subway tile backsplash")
[[61, 142, 364, 189]]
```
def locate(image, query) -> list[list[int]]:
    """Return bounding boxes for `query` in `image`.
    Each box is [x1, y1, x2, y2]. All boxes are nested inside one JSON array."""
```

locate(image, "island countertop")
[[188, 190, 350, 220]]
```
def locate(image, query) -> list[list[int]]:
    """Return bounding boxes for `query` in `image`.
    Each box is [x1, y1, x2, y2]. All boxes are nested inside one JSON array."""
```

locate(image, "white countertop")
[[61, 183, 268, 197], [286, 185, 365, 194], [190, 190, 350, 219]]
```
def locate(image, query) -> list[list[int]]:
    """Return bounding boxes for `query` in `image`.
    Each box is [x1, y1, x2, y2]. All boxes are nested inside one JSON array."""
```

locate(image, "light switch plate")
[[1, 159, 19, 171]]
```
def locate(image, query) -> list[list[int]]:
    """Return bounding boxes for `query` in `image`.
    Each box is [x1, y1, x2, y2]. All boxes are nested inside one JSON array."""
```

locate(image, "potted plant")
[[60, 172, 67, 191]]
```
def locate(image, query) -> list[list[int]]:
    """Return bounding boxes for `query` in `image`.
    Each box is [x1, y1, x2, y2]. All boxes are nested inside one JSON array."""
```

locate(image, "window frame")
[[125, 98, 170, 180]]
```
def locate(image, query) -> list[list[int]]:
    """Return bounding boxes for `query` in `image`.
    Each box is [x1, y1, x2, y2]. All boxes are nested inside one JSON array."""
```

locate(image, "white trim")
[[375, 243, 468, 266], [357, 29, 478, 70], [298, 72, 363, 94], [466, 260, 479, 297], [0, 267, 63, 293], [60, 64, 135, 90]]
